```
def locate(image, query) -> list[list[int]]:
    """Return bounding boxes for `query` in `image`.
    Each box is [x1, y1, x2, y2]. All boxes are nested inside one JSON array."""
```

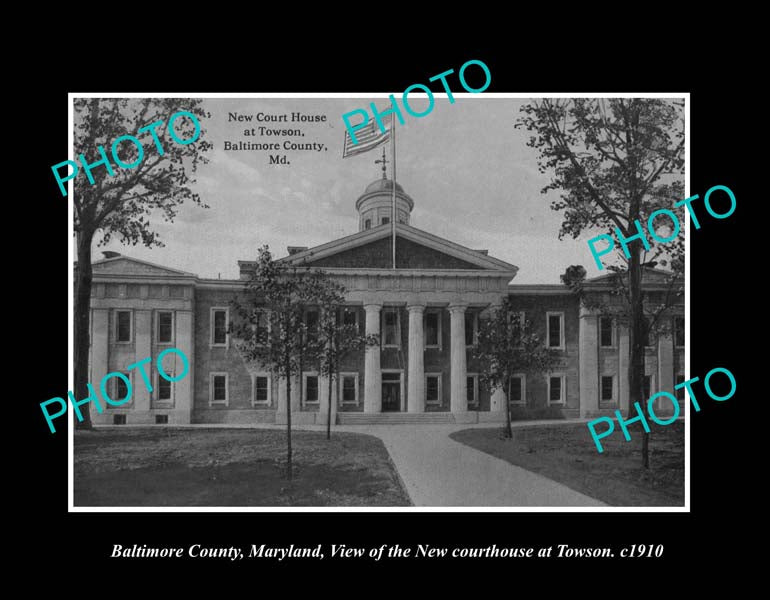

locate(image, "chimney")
[[287, 246, 308, 256], [102, 251, 121, 259], [474, 249, 489, 255]]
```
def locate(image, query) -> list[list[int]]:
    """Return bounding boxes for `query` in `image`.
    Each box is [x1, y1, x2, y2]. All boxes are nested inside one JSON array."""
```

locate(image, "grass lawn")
[[450, 421, 684, 506], [75, 428, 410, 507]]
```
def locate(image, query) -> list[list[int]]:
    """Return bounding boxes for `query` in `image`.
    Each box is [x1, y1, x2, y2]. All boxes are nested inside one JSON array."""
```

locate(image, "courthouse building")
[[87, 177, 685, 426]]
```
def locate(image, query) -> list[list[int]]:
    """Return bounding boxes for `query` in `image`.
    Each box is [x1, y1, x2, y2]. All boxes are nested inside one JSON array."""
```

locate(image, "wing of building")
[[86, 178, 685, 426]]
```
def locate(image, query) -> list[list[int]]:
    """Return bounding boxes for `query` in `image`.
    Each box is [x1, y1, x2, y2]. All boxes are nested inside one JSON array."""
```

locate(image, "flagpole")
[[391, 119, 397, 270]]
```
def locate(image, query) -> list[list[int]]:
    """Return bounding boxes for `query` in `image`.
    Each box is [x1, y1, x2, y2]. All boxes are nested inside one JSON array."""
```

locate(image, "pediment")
[[92, 256, 196, 278], [277, 224, 518, 273]]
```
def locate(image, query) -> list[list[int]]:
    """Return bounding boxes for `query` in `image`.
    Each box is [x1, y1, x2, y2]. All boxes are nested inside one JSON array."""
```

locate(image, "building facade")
[[87, 178, 684, 426]]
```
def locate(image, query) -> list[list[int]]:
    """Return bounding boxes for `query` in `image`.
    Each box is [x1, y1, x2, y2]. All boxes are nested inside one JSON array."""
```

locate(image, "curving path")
[[336, 424, 606, 507]]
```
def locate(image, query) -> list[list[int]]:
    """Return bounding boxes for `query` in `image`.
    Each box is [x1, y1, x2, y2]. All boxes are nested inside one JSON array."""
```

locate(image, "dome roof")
[[356, 178, 414, 212], [364, 178, 405, 195]]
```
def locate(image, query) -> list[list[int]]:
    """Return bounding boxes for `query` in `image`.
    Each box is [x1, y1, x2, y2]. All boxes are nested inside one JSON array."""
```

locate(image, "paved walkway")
[[335, 423, 606, 507]]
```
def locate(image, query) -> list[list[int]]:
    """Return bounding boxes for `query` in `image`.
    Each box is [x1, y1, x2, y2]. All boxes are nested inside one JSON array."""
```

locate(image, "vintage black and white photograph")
[[70, 95, 686, 509]]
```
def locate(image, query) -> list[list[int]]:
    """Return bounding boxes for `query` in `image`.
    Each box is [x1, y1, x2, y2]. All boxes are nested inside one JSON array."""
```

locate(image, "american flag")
[[342, 114, 392, 158]]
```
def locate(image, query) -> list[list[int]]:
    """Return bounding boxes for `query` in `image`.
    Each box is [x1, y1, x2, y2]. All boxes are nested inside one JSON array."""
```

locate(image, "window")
[[642, 375, 652, 399], [254, 310, 269, 344], [305, 310, 319, 343], [155, 415, 168, 424], [111, 372, 131, 406], [252, 373, 271, 406], [157, 371, 173, 402], [115, 310, 132, 343], [210, 373, 228, 406], [547, 312, 564, 349], [211, 308, 229, 347], [601, 375, 615, 402], [674, 316, 685, 348], [113, 414, 126, 425], [342, 307, 358, 329], [365, 218, 371, 230], [425, 374, 441, 405], [303, 373, 319, 404], [341, 373, 359, 405], [509, 375, 525, 404], [466, 374, 478, 407], [548, 375, 565, 405], [382, 308, 400, 347], [157, 311, 173, 344], [425, 310, 441, 348], [600, 316, 614, 347], [381, 216, 390, 225], [675, 374, 685, 402], [465, 312, 477, 347]]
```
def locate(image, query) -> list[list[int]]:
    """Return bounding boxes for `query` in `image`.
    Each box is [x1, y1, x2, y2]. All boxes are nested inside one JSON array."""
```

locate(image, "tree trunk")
[[326, 352, 333, 440], [285, 354, 293, 480], [504, 378, 513, 439], [628, 244, 649, 469], [74, 230, 95, 430]]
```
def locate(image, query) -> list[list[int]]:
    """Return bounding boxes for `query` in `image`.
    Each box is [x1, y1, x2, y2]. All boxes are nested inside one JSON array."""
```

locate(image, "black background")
[[24, 34, 751, 585]]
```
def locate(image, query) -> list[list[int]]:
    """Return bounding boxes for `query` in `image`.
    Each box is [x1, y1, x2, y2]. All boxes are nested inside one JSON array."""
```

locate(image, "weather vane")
[[374, 146, 389, 179]]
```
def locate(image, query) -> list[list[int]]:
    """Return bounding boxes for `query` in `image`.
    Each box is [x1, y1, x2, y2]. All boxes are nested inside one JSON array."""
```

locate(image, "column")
[[134, 310, 152, 412], [657, 325, 674, 411], [363, 303, 382, 413], [578, 305, 599, 417], [174, 310, 193, 423], [407, 303, 426, 413], [91, 309, 109, 419], [449, 303, 468, 414], [618, 322, 630, 413]]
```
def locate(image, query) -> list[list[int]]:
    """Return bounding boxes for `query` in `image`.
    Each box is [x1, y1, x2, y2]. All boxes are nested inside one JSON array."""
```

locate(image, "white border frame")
[[66, 91, 690, 514]]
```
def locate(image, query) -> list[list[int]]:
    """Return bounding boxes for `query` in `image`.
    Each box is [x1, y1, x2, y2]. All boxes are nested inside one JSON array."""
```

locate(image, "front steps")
[[337, 412, 456, 425]]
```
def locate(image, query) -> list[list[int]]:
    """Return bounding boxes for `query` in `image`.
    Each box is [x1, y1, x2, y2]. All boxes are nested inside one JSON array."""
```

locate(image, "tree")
[[73, 98, 212, 429], [314, 297, 377, 440], [561, 263, 683, 468], [474, 298, 559, 439], [517, 99, 685, 467], [232, 247, 363, 477]]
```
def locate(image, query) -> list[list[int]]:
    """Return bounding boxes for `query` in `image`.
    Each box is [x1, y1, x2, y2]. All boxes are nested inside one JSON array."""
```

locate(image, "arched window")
[[364, 219, 371, 230]]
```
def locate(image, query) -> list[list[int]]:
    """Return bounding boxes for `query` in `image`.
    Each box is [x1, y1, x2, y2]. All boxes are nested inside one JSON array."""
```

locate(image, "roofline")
[[92, 255, 198, 277]]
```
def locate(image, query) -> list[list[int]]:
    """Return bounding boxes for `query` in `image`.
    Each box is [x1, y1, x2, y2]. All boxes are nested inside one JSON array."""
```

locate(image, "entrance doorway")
[[382, 372, 401, 412]]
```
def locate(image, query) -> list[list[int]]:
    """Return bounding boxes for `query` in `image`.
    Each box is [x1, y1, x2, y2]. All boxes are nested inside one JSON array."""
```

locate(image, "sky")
[[92, 96, 616, 284]]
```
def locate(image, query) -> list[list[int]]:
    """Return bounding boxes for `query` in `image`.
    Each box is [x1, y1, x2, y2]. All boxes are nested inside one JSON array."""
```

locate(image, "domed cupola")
[[356, 178, 414, 231]]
